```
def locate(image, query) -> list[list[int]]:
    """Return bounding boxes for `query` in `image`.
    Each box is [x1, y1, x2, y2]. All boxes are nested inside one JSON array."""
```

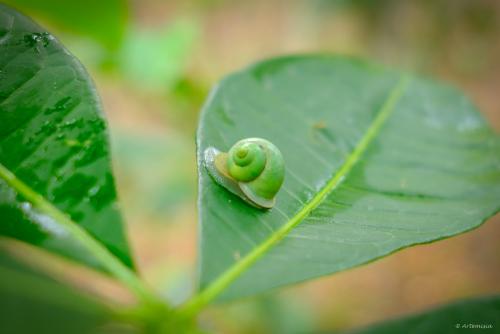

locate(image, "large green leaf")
[[194, 56, 500, 303], [0, 248, 114, 334], [349, 295, 500, 334], [2, 0, 128, 50], [0, 4, 134, 270]]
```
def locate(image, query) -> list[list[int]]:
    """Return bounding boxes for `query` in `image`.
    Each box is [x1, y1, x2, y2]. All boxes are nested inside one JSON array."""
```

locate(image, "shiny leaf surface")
[[350, 295, 500, 334], [196, 56, 500, 301], [0, 4, 134, 270]]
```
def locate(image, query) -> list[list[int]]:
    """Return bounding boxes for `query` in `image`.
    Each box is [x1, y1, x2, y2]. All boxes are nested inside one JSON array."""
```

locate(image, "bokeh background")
[[2, 0, 499, 333]]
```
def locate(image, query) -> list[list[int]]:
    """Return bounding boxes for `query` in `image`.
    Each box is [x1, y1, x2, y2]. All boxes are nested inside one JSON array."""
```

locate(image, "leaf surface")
[[196, 56, 500, 301], [0, 4, 134, 270]]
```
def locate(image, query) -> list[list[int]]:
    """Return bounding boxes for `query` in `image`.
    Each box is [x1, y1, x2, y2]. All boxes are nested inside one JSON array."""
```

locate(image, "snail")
[[203, 138, 285, 209]]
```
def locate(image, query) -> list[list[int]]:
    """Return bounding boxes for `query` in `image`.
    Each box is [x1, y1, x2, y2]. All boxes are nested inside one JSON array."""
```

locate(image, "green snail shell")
[[203, 138, 285, 209]]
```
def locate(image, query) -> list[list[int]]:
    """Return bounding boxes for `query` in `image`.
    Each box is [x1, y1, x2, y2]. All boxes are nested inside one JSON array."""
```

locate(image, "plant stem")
[[178, 75, 410, 318], [0, 163, 162, 307]]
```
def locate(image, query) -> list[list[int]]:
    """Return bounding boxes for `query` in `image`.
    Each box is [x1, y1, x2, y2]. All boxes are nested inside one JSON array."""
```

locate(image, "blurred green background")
[[2, 0, 499, 333]]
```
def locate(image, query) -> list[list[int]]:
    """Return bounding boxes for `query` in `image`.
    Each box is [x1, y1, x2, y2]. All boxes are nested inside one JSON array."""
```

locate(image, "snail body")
[[203, 138, 285, 209]]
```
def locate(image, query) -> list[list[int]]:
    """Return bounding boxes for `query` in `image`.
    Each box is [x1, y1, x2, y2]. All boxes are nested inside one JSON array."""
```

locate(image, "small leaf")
[[196, 56, 500, 302], [0, 4, 134, 270], [349, 295, 500, 334]]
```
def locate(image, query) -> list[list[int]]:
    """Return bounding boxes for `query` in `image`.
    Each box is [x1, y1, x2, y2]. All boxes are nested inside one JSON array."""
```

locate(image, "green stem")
[[178, 75, 410, 318], [0, 163, 161, 307]]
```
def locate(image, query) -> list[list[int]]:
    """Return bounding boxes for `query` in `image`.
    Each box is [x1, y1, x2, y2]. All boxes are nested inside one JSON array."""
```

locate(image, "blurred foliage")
[[119, 18, 199, 91], [112, 130, 196, 223], [156, 262, 195, 306], [350, 295, 500, 334], [309, 0, 500, 76], [202, 294, 314, 334], [3, 0, 128, 50], [0, 243, 116, 334], [167, 76, 210, 132]]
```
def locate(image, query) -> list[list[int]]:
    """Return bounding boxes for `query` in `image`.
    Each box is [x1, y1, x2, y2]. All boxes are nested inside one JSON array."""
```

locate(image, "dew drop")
[[19, 201, 67, 237], [88, 185, 100, 197], [23, 32, 53, 52]]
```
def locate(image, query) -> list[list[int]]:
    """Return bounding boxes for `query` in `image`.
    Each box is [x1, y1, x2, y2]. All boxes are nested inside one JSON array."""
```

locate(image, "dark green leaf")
[[349, 295, 500, 334], [195, 56, 500, 302], [0, 248, 113, 334], [2, 0, 128, 50], [0, 4, 134, 270]]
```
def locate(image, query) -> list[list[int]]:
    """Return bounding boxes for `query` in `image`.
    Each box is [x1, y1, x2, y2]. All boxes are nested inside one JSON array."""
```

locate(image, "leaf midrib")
[[180, 75, 410, 316]]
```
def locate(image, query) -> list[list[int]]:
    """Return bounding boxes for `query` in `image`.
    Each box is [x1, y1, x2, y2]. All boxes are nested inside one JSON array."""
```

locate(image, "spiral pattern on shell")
[[203, 137, 285, 209], [227, 141, 266, 182]]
